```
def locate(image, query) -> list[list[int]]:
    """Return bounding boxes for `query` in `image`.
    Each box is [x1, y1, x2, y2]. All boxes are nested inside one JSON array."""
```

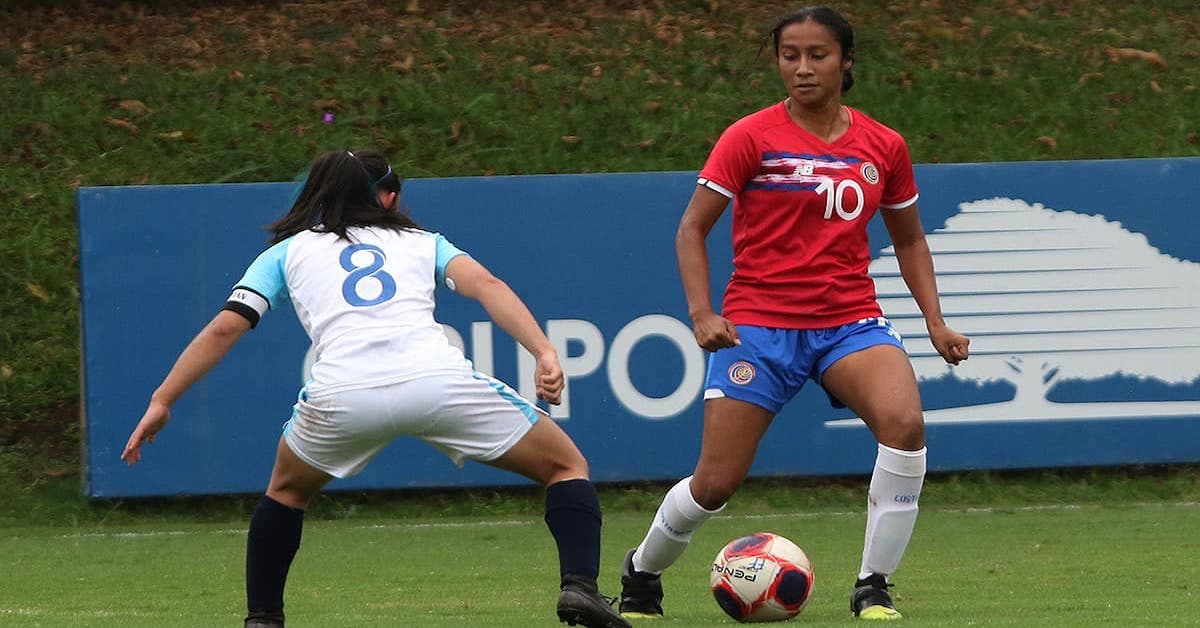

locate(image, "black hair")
[[769, 6, 856, 94], [268, 149, 417, 244]]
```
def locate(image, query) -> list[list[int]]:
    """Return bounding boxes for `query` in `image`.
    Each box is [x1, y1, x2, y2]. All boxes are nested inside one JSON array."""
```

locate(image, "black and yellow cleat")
[[618, 548, 664, 619], [558, 574, 632, 628], [850, 574, 903, 620]]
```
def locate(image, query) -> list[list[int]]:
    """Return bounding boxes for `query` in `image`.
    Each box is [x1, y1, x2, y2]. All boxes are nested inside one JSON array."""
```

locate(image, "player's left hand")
[[121, 401, 171, 465], [534, 350, 565, 405], [929, 324, 970, 365]]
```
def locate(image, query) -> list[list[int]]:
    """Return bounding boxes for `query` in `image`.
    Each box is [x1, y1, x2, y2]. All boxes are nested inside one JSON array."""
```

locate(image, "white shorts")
[[283, 371, 541, 478]]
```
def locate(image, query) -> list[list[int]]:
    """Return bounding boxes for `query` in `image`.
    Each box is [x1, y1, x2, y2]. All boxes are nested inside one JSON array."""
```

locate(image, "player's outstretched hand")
[[534, 350, 564, 405], [929, 324, 970, 365], [121, 401, 171, 466], [691, 310, 741, 352]]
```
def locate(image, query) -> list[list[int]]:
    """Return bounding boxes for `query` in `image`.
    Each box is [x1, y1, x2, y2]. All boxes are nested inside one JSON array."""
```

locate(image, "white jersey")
[[224, 226, 470, 395]]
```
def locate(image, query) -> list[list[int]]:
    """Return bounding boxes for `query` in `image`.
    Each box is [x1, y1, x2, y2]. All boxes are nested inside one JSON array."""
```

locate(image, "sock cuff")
[[545, 478, 601, 519], [676, 476, 726, 518], [876, 444, 927, 477], [260, 495, 305, 518]]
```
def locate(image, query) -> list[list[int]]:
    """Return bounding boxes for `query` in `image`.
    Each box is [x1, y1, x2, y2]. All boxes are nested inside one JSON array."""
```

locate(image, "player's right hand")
[[691, 310, 741, 351], [534, 350, 564, 405], [121, 401, 171, 466]]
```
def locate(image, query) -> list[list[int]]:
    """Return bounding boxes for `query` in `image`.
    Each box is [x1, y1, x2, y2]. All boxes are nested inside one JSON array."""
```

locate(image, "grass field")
[[3, 499, 1197, 627]]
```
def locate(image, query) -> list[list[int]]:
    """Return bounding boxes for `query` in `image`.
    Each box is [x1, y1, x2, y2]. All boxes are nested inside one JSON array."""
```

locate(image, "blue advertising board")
[[77, 157, 1200, 497]]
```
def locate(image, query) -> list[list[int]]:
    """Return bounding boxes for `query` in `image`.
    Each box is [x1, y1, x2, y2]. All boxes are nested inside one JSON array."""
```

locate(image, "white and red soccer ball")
[[710, 532, 814, 622]]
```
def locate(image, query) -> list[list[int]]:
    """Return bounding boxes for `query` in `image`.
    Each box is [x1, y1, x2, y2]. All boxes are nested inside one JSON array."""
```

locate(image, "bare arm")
[[122, 310, 252, 464], [444, 255, 563, 403], [880, 204, 969, 364], [677, 185, 742, 351]]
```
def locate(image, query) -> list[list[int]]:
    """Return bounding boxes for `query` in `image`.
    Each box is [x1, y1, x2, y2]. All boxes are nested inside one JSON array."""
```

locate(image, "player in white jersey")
[[121, 150, 630, 628]]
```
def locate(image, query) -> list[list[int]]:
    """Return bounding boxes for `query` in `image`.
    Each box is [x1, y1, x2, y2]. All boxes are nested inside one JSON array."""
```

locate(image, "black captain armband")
[[222, 287, 270, 328]]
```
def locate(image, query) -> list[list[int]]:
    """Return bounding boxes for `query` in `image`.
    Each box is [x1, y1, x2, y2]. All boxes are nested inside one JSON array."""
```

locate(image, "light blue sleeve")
[[234, 237, 292, 308], [434, 233, 469, 288]]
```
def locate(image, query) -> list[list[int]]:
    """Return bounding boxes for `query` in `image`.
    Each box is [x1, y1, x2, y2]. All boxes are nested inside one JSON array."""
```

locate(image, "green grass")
[[1, 500, 1197, 626]]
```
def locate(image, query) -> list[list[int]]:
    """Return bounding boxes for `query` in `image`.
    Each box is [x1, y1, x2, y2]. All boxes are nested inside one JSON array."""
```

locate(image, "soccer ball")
[[710, 532, 814, 622]]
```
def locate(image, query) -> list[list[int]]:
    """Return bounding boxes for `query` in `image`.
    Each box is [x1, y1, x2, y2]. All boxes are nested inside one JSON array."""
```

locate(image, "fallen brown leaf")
[[1106, 92, 1133, 106], [1034, 136, 1057, 150], [1105, 47, 1167, 68], [117, 99, 151, 115], [390, 54, 415, 73], [106, 118, 138, 134], [561, 135, 581, 145], [313, 98, 342, 111]]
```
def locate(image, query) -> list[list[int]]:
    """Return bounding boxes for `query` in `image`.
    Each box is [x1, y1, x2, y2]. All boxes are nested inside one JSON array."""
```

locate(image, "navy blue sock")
[[544, 478, 602, 584], [246, 495, 304, 614]]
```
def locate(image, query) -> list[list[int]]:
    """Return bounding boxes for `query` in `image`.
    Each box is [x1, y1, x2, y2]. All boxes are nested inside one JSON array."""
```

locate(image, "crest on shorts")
[[728, 361, 756, 385], [860, 162, 880, 185]]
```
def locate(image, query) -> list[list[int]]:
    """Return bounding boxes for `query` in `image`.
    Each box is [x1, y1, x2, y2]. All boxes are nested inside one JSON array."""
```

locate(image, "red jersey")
[[697, 102, 919, 329]]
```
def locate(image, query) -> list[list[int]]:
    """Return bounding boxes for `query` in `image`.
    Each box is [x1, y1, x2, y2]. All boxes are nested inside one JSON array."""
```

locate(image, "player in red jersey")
[[619, 7, 969, 621]]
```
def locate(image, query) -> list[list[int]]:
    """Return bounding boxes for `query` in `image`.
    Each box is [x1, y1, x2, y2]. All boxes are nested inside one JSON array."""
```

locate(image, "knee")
[[265, 485, 314, 510], [689, 473, 739, 510], [874, 408, 925, 450], [543, 451, 589, 486]]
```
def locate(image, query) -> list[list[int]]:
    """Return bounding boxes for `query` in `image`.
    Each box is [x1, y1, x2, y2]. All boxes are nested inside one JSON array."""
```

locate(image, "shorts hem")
[[703, 386, 782, 414], [816, 338, 907, 384], [471, 417, 536, 463], [283, 431, 352, 479]]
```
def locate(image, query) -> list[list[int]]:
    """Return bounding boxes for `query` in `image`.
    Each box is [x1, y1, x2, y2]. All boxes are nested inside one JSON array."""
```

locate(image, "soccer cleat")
[[619, 548, 664, 618], [244, 610, 285, 628], [850, 574, 903, 620], [557, 574, 632, 628]]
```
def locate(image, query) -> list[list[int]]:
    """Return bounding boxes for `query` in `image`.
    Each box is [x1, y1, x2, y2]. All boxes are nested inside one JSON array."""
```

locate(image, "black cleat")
[[244, 610, 285, 627], [850, 573, 902, 620], [557, 574, 632, 628], [618, 548, 664, 618]]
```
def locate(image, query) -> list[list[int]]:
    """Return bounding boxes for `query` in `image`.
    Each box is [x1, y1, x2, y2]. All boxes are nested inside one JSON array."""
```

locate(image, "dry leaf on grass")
[[117, 99, 151, 115], [1105, 47, 1167, 68], [27, 283, 51, 302], [105, 118, 138, 134]]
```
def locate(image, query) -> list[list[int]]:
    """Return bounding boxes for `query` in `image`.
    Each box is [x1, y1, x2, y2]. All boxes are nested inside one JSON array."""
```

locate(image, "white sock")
[[858, 444, 926, 580], [632, 476, 724, 574]]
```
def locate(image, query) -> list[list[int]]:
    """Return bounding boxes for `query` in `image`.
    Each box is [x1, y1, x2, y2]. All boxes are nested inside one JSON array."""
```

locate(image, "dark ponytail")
[[268, 150, 417, 244]]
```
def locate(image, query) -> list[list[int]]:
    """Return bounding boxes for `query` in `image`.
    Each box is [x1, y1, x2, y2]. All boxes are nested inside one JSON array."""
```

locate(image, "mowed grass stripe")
[[19, 499, 1197, 540], [1, 502, 1195, 627]]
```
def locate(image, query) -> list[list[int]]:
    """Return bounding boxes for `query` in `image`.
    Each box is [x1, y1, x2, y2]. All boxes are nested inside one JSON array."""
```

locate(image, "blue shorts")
[[703, 318, 906, 414]]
